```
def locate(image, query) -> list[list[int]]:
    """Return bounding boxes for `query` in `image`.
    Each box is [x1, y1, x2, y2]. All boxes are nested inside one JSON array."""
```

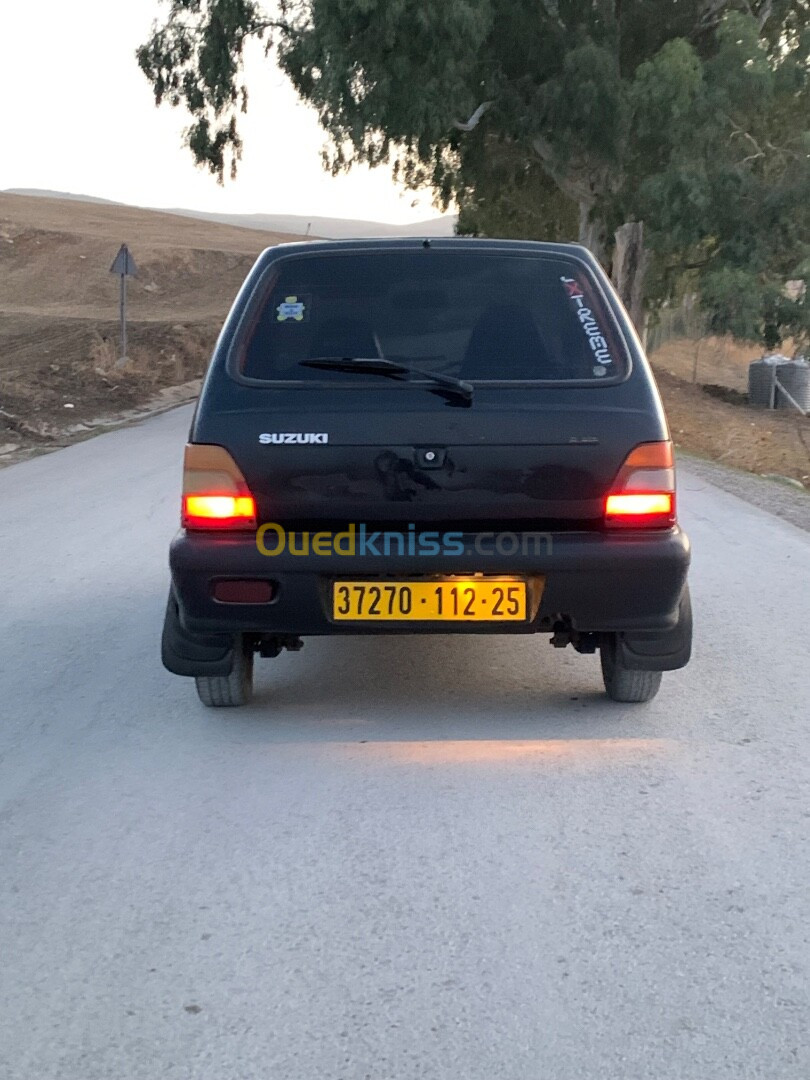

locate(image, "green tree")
[[630, 13, 810, 347], [138, 1, 810, 345], [454, 142, 579, 244]]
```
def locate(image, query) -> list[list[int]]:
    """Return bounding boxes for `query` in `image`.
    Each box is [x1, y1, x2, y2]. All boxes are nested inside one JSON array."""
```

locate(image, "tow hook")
[[550, 625, 599, 654], [258, 635, 304, 658]]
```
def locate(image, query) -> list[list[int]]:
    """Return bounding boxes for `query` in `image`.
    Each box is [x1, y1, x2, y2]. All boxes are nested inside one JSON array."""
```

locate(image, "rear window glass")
[[236, 251, 628, 384]]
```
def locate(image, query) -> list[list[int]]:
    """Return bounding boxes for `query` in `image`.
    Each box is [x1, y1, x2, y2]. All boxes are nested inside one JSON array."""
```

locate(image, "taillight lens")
[[181, 445, 257, 530], [606, 492, 674, 517], [605, 441, 676, 528]]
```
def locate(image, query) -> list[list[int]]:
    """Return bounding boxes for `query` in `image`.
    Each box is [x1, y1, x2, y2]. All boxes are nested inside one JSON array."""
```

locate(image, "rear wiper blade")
[[298, 356, 474, 403]]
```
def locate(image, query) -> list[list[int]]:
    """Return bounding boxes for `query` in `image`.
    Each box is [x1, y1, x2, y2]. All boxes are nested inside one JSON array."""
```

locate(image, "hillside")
[[157, 209, 457, 238], [4, 188, 457, 239], [0, 191, 303, 323], [0, 193, 306, 448]]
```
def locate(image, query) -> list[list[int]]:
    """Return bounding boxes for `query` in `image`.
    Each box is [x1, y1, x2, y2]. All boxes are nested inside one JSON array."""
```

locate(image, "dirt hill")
[[0, 193, 305, 445], [4, 188, 458, 239]]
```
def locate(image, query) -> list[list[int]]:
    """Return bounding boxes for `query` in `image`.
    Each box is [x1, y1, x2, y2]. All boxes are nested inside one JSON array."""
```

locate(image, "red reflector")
[[212, 579, 275, 604], [606, 493, 673, 517], [183, 495, 257, 529]]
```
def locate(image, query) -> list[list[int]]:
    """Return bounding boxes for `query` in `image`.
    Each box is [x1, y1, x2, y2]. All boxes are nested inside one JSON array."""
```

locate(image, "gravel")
[[679, 451, 810, 533]]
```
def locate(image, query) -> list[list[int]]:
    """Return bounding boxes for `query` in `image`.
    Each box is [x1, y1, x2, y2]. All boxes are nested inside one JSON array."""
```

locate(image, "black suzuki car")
[[162, 238, 691, 707]]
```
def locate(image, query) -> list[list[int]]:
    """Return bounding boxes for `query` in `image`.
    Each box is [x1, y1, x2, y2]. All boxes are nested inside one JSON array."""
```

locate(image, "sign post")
[[109, 244, 138, 367]]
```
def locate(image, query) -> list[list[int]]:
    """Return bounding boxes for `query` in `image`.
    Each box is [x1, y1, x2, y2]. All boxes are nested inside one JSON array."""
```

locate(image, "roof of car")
[[256, 236, 599, 266]]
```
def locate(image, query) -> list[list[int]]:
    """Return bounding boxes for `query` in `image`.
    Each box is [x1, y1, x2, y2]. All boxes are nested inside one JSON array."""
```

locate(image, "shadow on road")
[[5, 585, 676, 749], [191, 632, 674, 747]]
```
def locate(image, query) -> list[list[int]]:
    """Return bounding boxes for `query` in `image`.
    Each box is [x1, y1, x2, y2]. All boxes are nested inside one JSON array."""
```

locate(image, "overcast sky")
[[1, 0, 441, 224]]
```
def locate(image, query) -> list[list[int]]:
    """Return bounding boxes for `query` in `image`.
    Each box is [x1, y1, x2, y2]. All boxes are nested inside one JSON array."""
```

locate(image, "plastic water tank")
[[748, 356, 785, 408], [775, 359, 810, 412]]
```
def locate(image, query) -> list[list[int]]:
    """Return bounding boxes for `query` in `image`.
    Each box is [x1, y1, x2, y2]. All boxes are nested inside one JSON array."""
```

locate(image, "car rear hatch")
[[191, 242, 671, 531], [196, 386, 666, 530]]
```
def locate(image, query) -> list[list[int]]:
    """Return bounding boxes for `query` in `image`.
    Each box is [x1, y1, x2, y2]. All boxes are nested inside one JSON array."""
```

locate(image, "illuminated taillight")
[[606, 493, 673, 517], [184, 495, 256, 523], [181, 444, 257, 530], [605, 441, 676, 528]]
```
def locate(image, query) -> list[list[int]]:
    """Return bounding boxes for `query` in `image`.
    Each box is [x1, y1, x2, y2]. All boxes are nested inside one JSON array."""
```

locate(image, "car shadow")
[[199, 632, 668, 746], [5, 585, 671, 749]]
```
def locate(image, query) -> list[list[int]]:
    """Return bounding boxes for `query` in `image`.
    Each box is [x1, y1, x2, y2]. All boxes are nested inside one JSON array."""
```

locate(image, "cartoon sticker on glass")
[[276, 295, 309, 322]]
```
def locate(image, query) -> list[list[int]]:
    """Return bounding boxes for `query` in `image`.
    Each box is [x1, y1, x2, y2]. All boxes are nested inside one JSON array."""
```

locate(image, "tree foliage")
[[138, 1, 810, 345], [454, 143, 579, 243]]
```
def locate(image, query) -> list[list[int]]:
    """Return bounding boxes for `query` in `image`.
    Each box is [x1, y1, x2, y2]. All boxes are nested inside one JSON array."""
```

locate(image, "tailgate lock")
[[415, 447, 447, 469]]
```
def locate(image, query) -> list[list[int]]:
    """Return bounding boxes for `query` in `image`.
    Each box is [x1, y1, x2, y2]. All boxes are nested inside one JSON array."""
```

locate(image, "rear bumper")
[[168, 526, 691, 638]]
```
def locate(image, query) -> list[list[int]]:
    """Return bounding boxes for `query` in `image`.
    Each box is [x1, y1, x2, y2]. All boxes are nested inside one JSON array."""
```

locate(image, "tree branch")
[[725, 113, 804, 167], [531, 136, 591, 201], [250, 18, 295, 37], [453, 101, 493, 132], [697, 0, 729, 33], [754, 0, 774, 31], [540, 0, 567, 32], [733, 128, 766, 163]]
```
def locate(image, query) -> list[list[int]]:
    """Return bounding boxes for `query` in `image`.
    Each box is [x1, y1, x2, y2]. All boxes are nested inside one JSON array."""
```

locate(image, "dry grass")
[[650, 334, 804, 394], [651, 335, 755, 392], [89, 331, 193, 386]]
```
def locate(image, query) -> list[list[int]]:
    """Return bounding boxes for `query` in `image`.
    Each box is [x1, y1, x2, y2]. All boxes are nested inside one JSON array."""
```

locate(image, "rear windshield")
[[235, 251, 628, 385]]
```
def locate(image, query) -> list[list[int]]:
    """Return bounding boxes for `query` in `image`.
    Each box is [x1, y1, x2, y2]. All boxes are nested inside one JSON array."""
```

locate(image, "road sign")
[[110, 244, 138, 277], [109, 245, 138, 365]]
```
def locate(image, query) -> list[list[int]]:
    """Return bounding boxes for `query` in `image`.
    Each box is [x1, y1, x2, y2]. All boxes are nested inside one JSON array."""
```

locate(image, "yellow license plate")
[[332, 579, 528, 622]]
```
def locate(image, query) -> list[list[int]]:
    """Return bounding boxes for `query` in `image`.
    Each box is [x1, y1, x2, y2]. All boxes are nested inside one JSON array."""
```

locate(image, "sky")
[[1, 0, 441, 224]]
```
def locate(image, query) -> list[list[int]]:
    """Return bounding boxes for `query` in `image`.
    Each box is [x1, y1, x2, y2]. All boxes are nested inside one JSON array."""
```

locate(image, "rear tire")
[[600, 635, 662, 703], [195, 637, 254, 707]]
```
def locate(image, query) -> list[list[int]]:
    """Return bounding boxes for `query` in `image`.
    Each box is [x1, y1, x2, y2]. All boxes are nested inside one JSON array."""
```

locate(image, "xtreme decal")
[[560, 277, 614, 371]]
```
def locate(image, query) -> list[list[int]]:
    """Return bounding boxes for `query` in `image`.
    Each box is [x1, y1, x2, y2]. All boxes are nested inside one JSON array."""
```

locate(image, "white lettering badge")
[[259, 433, 329, 445]]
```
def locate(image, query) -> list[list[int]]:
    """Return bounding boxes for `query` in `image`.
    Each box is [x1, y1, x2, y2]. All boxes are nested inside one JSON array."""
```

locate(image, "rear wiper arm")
[[298, 356, 474, 403]]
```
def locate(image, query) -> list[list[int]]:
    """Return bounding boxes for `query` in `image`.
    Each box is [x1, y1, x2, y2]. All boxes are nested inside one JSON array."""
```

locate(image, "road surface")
[[1, 406, 808, 1079]]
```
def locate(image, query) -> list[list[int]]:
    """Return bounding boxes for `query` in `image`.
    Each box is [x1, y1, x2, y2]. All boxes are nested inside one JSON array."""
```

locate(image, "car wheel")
[[195, 636, 254, 707], [600, 635, 662, 703]]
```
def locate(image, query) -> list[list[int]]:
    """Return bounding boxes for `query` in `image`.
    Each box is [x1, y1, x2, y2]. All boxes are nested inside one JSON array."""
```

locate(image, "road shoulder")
[[680, 452, 810, 534]]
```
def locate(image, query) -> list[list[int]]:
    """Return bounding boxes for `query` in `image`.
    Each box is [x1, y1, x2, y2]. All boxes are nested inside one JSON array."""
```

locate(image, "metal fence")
[[646, 300, 710, 355]]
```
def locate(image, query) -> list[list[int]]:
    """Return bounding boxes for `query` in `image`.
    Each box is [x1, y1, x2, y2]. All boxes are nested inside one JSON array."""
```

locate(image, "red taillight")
[[606, 493, 673, 517], [605, 442, 676, 528], [181, 445, 257, 530], [183, 494, 257, 528]]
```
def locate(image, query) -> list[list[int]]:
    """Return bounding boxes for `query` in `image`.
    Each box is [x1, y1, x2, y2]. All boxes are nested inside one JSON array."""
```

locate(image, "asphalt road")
[[1, 406, 808, 1080]]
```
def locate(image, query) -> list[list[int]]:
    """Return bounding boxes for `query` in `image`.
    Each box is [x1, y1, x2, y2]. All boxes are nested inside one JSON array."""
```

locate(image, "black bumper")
[[167, 526, 690, 639]]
